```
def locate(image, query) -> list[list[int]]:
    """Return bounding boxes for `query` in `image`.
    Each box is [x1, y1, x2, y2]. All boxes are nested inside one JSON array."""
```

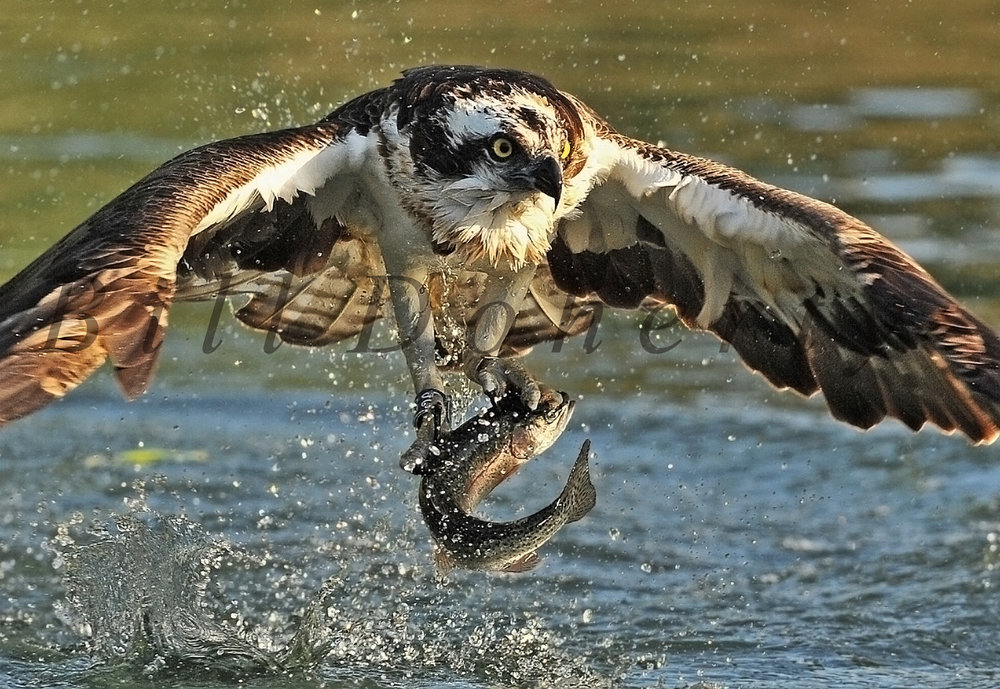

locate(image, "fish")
[[417, 387, 596, 573]]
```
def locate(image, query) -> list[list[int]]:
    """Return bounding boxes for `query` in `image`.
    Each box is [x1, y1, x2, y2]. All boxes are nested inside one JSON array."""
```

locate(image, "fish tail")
[[561, 439, 596, 523], [432, 544, 457, 574]]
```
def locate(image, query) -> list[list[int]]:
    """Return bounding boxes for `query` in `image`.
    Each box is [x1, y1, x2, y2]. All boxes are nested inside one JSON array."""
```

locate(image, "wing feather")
[[0, 103, 601, 425], [546, 128, 1000, 443], [0, 120, 369, 424]]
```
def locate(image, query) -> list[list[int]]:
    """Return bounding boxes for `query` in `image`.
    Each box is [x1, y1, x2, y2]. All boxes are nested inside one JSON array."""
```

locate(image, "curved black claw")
[[471, 356, 542, 411], [400, 388, 452, 474]]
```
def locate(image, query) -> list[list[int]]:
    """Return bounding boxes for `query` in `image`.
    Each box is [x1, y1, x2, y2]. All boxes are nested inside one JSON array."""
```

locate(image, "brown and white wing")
[[0, 116, 602, 427], [0, 118, 383, 426], [545, 128, 1000, 443]]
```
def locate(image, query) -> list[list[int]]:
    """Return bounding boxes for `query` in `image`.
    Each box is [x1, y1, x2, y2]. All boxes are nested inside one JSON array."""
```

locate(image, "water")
[[5, 372, 1000, 687], [2, 2, 1000, 687]]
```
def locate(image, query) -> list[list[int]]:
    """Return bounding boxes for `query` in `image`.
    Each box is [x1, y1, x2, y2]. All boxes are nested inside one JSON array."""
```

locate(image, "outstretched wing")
[[0, 111, 600, 426], [0, 113, 385, 424], [545, 125, 1000, 443]]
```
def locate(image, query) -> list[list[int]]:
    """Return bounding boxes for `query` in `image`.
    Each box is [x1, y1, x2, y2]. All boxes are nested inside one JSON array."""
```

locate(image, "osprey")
[[1, 65, 999, 465]]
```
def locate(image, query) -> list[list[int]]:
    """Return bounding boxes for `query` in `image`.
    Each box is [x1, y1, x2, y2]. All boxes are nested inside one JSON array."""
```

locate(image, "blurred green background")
[[1, 0, 997, 302]]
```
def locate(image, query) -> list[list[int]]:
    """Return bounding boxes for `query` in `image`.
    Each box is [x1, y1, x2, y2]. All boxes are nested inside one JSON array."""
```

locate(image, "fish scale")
[[417, 389, 596, 573]]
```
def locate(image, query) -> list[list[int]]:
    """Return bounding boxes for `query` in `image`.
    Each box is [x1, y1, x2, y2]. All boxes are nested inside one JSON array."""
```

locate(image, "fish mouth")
[[509, 389, 574, 459]]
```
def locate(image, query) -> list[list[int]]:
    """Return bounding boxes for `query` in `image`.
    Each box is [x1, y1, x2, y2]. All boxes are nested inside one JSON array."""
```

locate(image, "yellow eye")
[[490, 137, 515, 160], [560, 140, 571, 160]]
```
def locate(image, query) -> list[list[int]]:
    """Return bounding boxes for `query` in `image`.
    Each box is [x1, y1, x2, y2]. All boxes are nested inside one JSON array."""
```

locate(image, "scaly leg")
[[382, 267, 450, 473], [392, 262, 541, 471], [462, 264, 541, 408]]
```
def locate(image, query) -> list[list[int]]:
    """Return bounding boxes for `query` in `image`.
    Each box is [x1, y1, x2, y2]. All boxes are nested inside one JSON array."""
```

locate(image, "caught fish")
[[418, 388, 596, 573]]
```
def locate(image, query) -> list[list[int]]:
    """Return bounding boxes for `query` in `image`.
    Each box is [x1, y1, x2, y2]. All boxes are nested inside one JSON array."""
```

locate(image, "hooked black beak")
[[528, 155, 563, 207]]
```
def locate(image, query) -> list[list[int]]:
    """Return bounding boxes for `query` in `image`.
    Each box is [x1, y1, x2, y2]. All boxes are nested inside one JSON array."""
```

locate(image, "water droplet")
[[640, 562, 652, 573]]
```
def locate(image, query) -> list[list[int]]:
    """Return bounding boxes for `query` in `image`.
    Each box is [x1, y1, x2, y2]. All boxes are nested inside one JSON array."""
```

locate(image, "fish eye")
[[489, 136, 515, 161], [560, 140, 571, 160]]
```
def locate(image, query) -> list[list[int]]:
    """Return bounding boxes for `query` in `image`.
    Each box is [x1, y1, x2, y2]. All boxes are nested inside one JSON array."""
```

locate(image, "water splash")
[[57, 511, 282, 678], [289, 569, 613, 687], [53, 509, 616, 686]]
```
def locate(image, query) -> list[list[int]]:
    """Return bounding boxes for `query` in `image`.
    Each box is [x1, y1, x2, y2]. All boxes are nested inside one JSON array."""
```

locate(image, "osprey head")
[[387, 66, 587, 269]]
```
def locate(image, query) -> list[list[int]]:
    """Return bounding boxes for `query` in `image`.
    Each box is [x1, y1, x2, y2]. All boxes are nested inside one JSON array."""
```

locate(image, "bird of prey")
[[1, 65, 999, 467]]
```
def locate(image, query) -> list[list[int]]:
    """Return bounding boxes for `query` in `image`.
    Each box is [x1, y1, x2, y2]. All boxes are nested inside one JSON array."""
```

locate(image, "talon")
[[475, 356, 505, 399], [401, 388, 451, 474], [413, 388, 451, 429], [469, 356, 541, 410]]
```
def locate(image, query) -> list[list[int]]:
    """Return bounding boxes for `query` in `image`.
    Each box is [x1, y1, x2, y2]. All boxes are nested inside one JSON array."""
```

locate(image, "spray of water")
[[53, 507, 616, 686]]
